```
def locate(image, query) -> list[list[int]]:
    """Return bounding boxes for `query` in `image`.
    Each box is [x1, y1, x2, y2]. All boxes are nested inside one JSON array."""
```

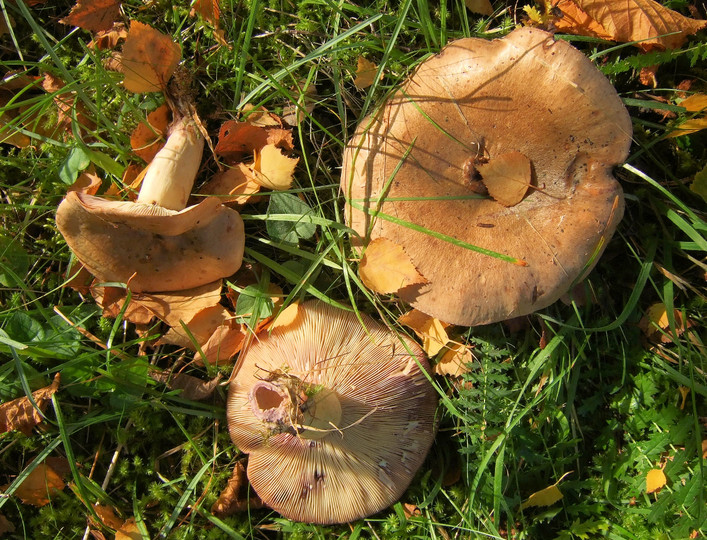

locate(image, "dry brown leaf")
[[134, 280, 223, 327], [63, 260, 94, 295], [638, 302, 691, 343], [60, 0, 122, 33], [212, 461, 264, 516], [477, 151, 532, 206], [402, 502, 422, 518], [550, 0, 614, 41], [214, 120, 293, 162], [359, 237, 428, 294], [0, 92, 31, 147], [150, 370, 222, 400], [251, 144, 298, 190], [91, 286, 155, 325], [114, 518, 141, 540], [198, 163, 261, 205], [646, 468, 667, 493], [130, 104, 171, 163], [194, 322, 245, 367], [353, 57, 379, 90], [464, 0, 493, 16], [639, 65, 658, 88], [157, 305, 231, 349], [435, 342, 473, 377], [0, 374, 60, 435], [67, 168, 102, 196], [4, 458, 69, 506], [564, 0, 707, 51], [702, 439, 707, 460], [89, 22, 128, 50], [121, 21, 181, 93], [398, 309, 450, 356], [89, 504, 124, 530], [41, 73, 95, 135], [190, 0, 220, 25]]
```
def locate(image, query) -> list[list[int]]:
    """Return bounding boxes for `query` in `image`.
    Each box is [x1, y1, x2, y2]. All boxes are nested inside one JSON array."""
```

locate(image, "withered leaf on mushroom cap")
[[342, 27, 632, 326], [227, 300, 437, 524], [56, 191, 244, 292]]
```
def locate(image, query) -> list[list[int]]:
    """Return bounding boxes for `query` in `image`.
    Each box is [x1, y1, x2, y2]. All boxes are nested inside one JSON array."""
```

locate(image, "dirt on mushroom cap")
[[226, 300, 438, 524], [342, 27, 632, 326]]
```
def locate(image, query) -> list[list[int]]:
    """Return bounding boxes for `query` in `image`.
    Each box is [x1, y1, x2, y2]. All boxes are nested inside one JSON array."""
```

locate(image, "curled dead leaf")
[[0, 374, 61, 435], [212, 461, 264, 517], [398, 309, 450, 357]]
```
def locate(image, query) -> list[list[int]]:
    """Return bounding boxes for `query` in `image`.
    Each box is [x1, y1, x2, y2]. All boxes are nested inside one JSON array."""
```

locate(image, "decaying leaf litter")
[[1, 0, 706, 537]]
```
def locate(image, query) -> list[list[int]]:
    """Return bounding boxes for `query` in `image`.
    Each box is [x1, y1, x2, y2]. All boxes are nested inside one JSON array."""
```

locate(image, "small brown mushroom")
[[341, 27, 632, 326], [56, 116, 245, 292], [227, 300, 437, 524]]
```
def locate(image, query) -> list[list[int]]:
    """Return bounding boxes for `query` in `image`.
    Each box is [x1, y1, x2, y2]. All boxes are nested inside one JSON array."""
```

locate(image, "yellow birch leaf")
[[680, 94, 707, 112], [399, 309, 449, 356], [252, 144, 298, 190], [572, 0, 707, 51], [464, 0, 492, 15], [646, 468, 667, 493], [359, 238, 428, 294], [6, 461, 67, 506], [199, 163, 261, 205], [120, 21, 181, 93], [115, 517, 142, 540], [271, 302, 300, 330], [668, 116, 707, 138], [477, 151, 532, 206], [520, 484, 563, 510], [435, 342, 473, 377], [353, 57, 379, 90]]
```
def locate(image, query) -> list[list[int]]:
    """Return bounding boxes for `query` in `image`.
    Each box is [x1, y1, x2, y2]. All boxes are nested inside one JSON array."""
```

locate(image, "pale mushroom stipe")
[[342, 27, 633, 326], [227, 301, 438, 524], [56, 116, 245, 292]]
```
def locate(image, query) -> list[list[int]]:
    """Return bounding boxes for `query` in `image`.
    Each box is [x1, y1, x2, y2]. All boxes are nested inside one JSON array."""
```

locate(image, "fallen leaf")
[[402, 502, 421, 518], [42, 73, 95, 135], [198, 163, 261, 205], [241, 104, 282, 127], [67, 167, 102, 195], [89, 504, 124, 530], [91, 286, 155, 325], [477, 151, 532, 206], [60, 0, 122, 33], [638, 302, 691, 343], [161, 305, 232, 349], [548, 0, 614, 41], [359, 238, 428, 294], [559, 0, 707, 51], [150, 370, 222, 400], [702, 439, 707, 459], [212, 461, 264, 516], [669, 116, 707, 137], [130, 104, 171, 163], [0, 374, 61, 435], [194, 322, 245, 367], [639, 65, 658, 88], [114, 518, 141, 540], [251, 144, 299, 190], [690, 164, 707, 203], [398, 309, 450, 356], [646, 468, 667, 493], [270, 302, 300, 330], [215, 120, 293, 162], [520, 483, 563, 510], [190, 0, 219, 25], [134, 280, 223, 329], [5, 458, 69, 506], [680, 94, 707, 112], [89, 22, 128, 50], [353, 57, 379, 90], [464, 0, 492, 16], [435, 342, 473, 377], [120, 21, 181, 93], [0, 93, 31, 147]]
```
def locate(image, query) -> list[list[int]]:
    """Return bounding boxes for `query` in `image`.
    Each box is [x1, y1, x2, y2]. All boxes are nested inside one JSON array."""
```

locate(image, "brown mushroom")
[[226, 300, 437, 524], [341, 27, 632, 326], [56, 116, 245, 292]]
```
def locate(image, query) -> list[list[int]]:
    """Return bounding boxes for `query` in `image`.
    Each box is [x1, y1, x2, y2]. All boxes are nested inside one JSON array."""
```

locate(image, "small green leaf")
[[235, 283, 274, 321], [59, 146, 91, 184], [266, 192, 317, 244], [4, 311, 45, 344]]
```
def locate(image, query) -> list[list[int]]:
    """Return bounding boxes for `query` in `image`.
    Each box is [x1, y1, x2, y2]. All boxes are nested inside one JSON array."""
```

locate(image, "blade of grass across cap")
[[346, 199, 527, 266]]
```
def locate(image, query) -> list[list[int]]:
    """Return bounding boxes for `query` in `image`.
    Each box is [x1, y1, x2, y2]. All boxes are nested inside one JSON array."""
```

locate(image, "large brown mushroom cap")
[[342, 27, 633, 326], [56, 191, 244, 292], [227, 300, 437, 524]]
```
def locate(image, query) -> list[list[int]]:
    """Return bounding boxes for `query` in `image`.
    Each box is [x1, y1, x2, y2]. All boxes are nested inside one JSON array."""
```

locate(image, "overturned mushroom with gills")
[[342, 27, 633, 326], [227, 300, 438, 524], [56, 115, 245, 292]]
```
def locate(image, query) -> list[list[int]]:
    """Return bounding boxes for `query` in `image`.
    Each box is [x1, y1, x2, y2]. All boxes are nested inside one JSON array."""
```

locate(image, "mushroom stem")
[[136, 116, 204, 211], [249, 376, 342, 440]]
